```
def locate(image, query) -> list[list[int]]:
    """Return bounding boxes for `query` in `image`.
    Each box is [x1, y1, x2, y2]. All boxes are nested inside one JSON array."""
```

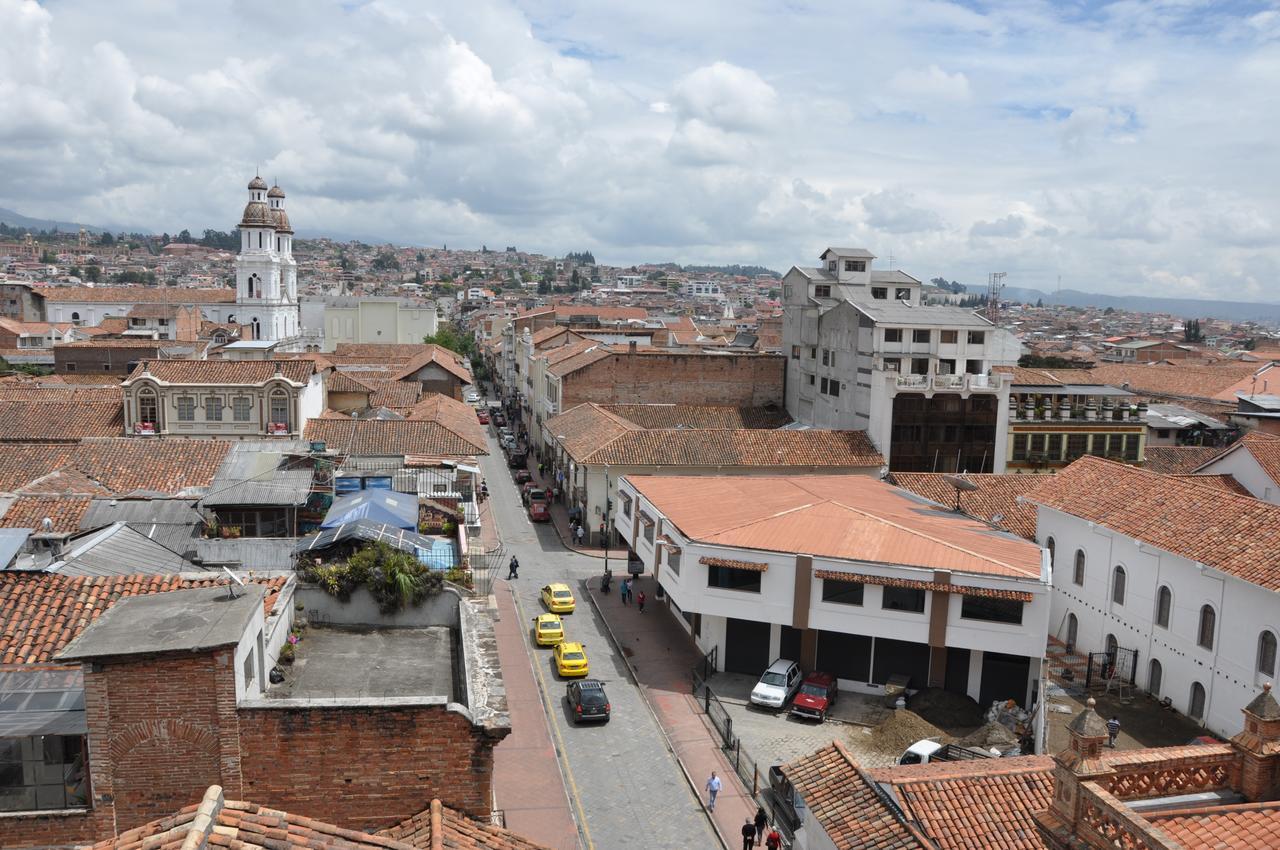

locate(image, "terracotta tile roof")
[[1026, 455, 1280, 590], [389, 345, 474, 385], [1149, 802, 1280, 848], [813, 569, 1035, 602], [0, 384, 123, 404], [699, 556, 769, 572], [39, 285, 236, 304], [1172, 473, 1253, 496], [0, 573, 288, 664], [54, 338, 172, 349], [363, 378, 424, 411], [997, 367, 1109, 386], [888, 473, 1042, 541], [404, 393, 488, 445], [1086, 361, 1264, 402], [125, 359, 315, 385], [334, 342, 449, 363], [0, 496, 93, 532], [0, 400, 123, 441], [45, 373, 127, 386], [1143, 445, 1224, 474], [529, 326, 571, 346], [15, 468, 114, 497], [868, 756, 1054, 850], [0, 438, 229, 495], [598, 403, 791, 429], [584, 429, 884, 468], [379, 798, 556, 849], [304, 418, 486, 458], [544, 342, 614, 377], [782, 741, 926, 849], [1197, 431, 1280, 488], [543, 404, 642, 458], [325, 370, 374, 393], [627, 475, 1044, 579]]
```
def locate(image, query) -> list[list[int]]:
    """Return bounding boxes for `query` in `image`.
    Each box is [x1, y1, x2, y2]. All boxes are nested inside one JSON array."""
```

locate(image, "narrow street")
[[482, 428, 719, 850]]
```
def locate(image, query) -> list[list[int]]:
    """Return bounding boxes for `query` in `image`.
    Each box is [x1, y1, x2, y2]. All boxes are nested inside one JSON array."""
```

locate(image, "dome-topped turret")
[[240, 200, 272, 228], [272, 208, 294, 234], [267, 185, 285, 199], [248, 175, 269, 191]]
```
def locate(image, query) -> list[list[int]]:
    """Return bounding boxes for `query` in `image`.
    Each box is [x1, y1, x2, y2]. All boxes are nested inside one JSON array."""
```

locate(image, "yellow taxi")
[[541, 582, 576, 614], [554, 641, 590, 677], [533, 613, 565, 646]]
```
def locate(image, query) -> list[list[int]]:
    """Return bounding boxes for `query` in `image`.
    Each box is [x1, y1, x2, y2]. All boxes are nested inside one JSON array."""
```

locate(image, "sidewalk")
[[492, 582, 582, 850], [586, 584, 756, 849], [528, 463, 610, 560]]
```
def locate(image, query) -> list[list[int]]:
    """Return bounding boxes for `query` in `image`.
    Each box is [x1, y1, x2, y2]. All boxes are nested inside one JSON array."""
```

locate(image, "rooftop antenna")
[[221, 566, 245, 599], [986, 272, 1007, 325], [942, 474, 978, 512]]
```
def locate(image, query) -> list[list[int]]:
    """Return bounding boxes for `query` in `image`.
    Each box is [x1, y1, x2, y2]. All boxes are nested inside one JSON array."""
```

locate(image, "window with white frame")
[[233, 396, 252, 422], [176, 396, 196, 422], [206, 396, 223, 422]]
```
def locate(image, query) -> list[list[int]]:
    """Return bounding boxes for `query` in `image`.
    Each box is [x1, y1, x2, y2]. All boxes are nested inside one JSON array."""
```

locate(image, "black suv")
[[566, 679, 611, 724]]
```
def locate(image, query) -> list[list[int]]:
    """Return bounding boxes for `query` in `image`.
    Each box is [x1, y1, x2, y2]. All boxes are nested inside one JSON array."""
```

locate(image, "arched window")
[[1105, 633, 1118, 659], [1046, 537, 1056, 570], [138, 389, 158, 425], [71, 311, 80, 324], [269, 390, 290, 427], [1111, 566, 1126, 605], [1198, 605, 1216, 650], [1189, 681, 1206, 720], [251, 318, 261, 340], [1155, 586, 1172, 629], [1066, 613, 1078, 650], [1148, 659, 1163, 696], [1259, 631, 1278, 677], [1073, 550, 1085, 586]]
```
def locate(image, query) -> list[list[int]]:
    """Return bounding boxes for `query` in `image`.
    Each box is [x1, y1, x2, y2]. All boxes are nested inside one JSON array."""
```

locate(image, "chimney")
[[1232, 683, 1280, 800]]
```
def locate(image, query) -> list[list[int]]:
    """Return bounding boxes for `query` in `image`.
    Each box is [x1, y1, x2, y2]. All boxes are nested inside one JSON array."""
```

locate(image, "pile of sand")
[[868, 710, 948, 758], [958, 721, 1020, 750]]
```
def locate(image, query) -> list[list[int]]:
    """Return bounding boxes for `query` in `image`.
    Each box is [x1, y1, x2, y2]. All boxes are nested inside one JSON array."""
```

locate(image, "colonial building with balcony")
[[782, 247, 1023, 472], [121, 359, 325, 439], [1003, 369, 1146, 472]]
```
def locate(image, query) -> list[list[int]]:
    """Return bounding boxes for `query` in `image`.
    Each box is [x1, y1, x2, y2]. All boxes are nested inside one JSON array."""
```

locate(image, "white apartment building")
[[1031, 456, 1280, 739], [782, 247, 1022, 472], [618, 474, 1050, 713], [299, 296, 439, 351], [683, 280, 723, 299]]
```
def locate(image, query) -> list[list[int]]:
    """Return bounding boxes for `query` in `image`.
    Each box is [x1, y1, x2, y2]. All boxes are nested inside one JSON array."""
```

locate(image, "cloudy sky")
[[3, 0, 1279, 299]]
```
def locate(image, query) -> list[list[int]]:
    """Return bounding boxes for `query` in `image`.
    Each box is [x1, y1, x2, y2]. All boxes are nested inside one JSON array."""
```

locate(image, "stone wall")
[[564, 350, 785, 408]]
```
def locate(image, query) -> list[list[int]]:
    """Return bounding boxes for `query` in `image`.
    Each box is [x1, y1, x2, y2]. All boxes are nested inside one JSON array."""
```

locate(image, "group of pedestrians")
[[617, 577, 645, 612], [705, 774, 781, 849]]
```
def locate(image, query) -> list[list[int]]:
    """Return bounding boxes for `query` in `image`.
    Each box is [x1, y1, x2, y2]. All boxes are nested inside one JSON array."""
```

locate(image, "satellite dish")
[[991, 512, 1005, 525], [943, 475, 978, 492], [221, 566, 245, 599]]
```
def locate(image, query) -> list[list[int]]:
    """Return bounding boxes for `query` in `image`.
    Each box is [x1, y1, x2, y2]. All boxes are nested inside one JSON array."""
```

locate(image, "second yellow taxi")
[[533, 613, 564, 646]]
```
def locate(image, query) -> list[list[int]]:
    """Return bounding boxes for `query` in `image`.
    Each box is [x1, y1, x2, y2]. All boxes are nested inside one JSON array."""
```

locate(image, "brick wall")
[[1, 810, 97, 849], [564, 351, 785, 407], [238, 702, 504, 832]]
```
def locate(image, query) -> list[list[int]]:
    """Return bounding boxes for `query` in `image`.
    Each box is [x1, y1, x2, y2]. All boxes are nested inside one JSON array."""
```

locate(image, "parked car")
[[897, 740, 997, 766], [508, 452, 528, 469], [532, 613, 564, 646], [541, 582, 576, 613], [523, 485, 546, 506], [515, 469, 532, 485], [476, 410, 490, 424], [566, 679, 611, 723], [465, 390, 481, 404], [529, 500, 551, 522], [553, 641, 589, 677], [493, 413, 507, 427], [789, 671, 839, 722], [750, 659, 803, 710]]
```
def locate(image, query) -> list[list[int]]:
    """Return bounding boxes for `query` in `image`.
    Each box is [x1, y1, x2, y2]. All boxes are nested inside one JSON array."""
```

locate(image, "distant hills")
[[0, 207, 109, 235], [969, 285, 1280, 323]]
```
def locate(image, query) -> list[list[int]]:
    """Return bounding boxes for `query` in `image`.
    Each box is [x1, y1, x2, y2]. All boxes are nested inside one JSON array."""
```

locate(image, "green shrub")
[[303, 542, 444, 613]]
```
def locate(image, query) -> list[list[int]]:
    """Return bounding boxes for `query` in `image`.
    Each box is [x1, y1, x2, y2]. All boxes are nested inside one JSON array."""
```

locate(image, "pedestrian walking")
[[765, 826, 781, 850], [506, 556, 519, 580], [741, 819, 755, 850], [620, 578, 629, 605], [576, 524, 585, 546], [754, 807, 768, 846], [705, 771, 721, 811], [637, 590, 646, 613], [1107, 715, 1121, 748], [538, 461, 545, 478]]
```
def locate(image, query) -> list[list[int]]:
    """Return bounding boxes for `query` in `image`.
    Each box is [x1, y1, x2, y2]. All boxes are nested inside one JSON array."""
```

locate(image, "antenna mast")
[[986, 272, 1006, 325]]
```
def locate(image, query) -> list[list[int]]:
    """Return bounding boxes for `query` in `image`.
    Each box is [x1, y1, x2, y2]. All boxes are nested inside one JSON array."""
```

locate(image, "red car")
[[528, 500, 551, 522], [789, 671, 838, 722], [515, 469, 532, 485], [476, 410, 490, 424]]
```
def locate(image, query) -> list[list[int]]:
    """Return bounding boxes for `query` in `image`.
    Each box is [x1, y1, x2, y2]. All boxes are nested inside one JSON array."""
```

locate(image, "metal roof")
[[296, 518, 437, 556], [322, 489, 418, 530], [0, 668, 86, 737], [203, 445, 314, 507], [191, 538, 298, 570], [80, 498, 204, 553], [847, 302, 994, 327], [0, 528, 31, 569], [1146, 403, 1227, 430], [45, 523, 195, 577]]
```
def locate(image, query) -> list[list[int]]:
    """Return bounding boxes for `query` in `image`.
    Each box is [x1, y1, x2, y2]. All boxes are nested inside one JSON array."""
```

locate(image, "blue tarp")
[[321, 490, 418, 530]]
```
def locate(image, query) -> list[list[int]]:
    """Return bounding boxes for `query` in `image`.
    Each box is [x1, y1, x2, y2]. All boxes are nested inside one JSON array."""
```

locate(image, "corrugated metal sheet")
[[192, 538, 297, 570], [203, 444, 314, 507], [47, 523, 195, 577], [80, 499, 204, 554]]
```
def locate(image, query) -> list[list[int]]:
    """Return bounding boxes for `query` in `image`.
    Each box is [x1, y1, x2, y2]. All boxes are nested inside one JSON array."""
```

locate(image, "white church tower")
[[236, 175, 300, 344]]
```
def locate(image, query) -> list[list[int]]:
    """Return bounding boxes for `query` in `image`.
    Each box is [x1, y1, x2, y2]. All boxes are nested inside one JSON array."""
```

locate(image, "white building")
[[683, 280, 723, 299], [781, 247, 1022, 473], [300, 296, 439, 351], [234, 176, 301, 345], [1190, 431, 1280, 504], [617, 474, 1050, 711], [1031, 456, 1280, 739]]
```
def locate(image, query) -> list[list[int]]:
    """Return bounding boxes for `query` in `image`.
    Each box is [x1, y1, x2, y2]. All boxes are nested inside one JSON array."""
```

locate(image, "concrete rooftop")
[[58, 584, 266, 661], [268, 625, 455, 701]]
